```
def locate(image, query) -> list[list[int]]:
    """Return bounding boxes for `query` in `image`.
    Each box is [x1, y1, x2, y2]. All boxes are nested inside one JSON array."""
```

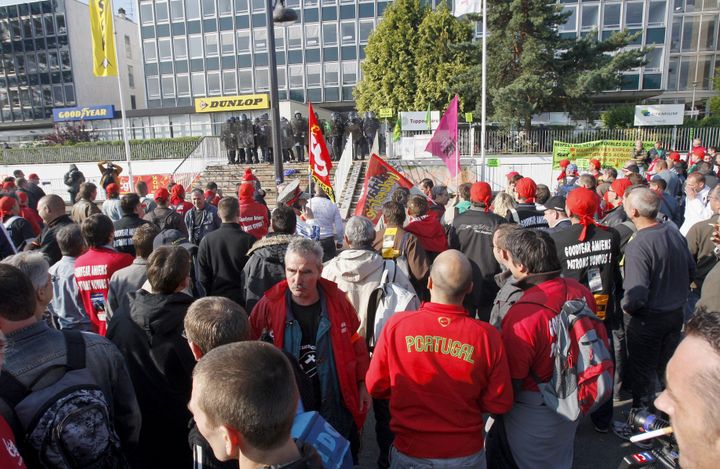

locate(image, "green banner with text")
[[552, 140, 654, 169]]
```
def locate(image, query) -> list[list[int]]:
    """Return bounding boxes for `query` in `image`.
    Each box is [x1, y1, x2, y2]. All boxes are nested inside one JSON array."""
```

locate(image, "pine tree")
[[353, 0, 426, 114]]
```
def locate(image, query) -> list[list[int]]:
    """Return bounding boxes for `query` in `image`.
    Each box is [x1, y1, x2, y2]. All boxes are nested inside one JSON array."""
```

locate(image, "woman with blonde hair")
[[492, 192, 519, 223]]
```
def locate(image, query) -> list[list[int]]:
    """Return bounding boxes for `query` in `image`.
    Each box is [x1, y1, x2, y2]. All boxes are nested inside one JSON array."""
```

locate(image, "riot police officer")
[[329, 112, 345, 161], [237, 113, 256, 164], [280, 117, 294, 163], [290, 112, 308, 162], [221, 118, 238, 165], [363, 111, 380, 156]]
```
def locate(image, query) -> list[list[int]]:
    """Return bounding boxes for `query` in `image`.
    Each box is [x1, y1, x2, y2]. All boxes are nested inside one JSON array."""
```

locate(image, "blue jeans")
[[390, 447, 486, 469]]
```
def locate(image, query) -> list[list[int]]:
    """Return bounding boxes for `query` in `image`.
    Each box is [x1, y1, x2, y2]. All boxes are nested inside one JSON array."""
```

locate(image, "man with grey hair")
[[1, 251, 53, 322], [429, 184, 451, 222], [48, 224, 92, 330], [616, 187, 695, 437], [184, 188, 221, 245], [250, 237, 371, 463]]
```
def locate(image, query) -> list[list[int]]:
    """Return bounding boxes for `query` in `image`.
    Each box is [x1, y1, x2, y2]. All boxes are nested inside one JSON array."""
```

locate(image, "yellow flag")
[[89, 0, 117, 77]]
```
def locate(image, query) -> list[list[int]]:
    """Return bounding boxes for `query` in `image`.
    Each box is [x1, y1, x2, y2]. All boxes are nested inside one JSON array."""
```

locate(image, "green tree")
[[709, 67, 720, 115], [480, 0, 645, 131], [413, 2, 473, 110], [601, 106, 635, 129], [354, 0, 426, 114]]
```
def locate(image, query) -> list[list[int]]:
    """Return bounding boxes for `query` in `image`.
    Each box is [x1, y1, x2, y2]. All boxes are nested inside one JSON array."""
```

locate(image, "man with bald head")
[[366, 249, 513, 468], [28, 194, 74, 265]]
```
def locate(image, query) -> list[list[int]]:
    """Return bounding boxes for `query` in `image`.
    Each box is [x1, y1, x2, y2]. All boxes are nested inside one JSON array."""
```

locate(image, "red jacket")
[[238, 184, 269, 239], [405, 215, 448, 254], [170, 199, 193, 217], [250, 278, 370, 430], [366, 302, 513, 458], [20, 207, 42, 235], [502, 277, 599, 392], [74, 246, 134, 335]]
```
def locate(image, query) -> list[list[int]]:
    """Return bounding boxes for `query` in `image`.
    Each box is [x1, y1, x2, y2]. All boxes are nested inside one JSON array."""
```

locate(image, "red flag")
[[425, 95, 459, 177], [355, 154, 415, 224], [308, 103, 335, 202]]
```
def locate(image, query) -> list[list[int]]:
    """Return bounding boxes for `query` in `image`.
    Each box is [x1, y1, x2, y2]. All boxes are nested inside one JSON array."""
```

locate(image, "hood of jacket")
[[326, 249, 383, 283], [247, 233, 296, 257], [129, 289, 194, 342]]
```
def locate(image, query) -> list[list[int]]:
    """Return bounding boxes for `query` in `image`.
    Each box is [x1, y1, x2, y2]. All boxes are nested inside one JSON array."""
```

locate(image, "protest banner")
[[552, 140, 655, 169], [308, 102, 335, 201], [354, 155, 415, 224], [118, 174, 172, 194]]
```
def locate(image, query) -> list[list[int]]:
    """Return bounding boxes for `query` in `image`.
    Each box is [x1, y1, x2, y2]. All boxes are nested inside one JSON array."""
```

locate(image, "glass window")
[[276, 66, 287, 89], [624, 3, 644, 28], [679, 56, 696, 90], [156, 1, 169, 22], [671, 16, 682, 52], [162, 75, 175, 98], [323, 23, 337, 45], [275, 27, 285, 49], [324, 62, 338, 85], [642, 73, 662, 90], [307, 64, 321, 86], [186, 0, 200, 19], [252, 0, 264, 12], [620, 74, 639, 90], [646, 27, 665, 44], [140, 1, 154, 25], [222, 70, 236, 93], [174, 36, 187, 58], [44, 16, 54, 35], [236, 0, 249, 13], [144, 39, 157, 62], [305, 24, 319, 46], [648, 1, 666, 25], [128, 65, 135, 88], [60, 49, 70, 69], [559, 6, 576, 32], [581, 5, 598, 30], [682, 16, 700, 51], [239, 69, 253, 91], [207, 71, 221, 94], [221, 30, 234, 54], [218, 0, 232, 15], [205, 32, 218, 56], [644, 47, 663, 69], [359, 20, 373, 43], [254, 29, 267, 50], [704, 0, 719, 9], [342, 61, 356, 84], [255, 68, 268, 90], [147, 76, 160, 98], [341, 22, 355, 44], [171, 0, 184, 20], [191, 72, 206, 95], [202, 0, 216, 16], [237, 30, 250, 52], [177, 74, 190, 96], [697, 56, 712, 89], [687, 0, 697, 12], [289, 64, 303, 88], [33, 17, 43, 36], [700, 16, 717, 50], [189, 34, 203, 58], [158, 38, 172, 60], [125, 35, 132, 59], [288, 25, 302, 48]]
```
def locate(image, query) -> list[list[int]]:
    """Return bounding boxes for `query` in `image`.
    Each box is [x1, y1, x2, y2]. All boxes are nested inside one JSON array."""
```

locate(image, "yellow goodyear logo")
[[194, 94, 270, 113]]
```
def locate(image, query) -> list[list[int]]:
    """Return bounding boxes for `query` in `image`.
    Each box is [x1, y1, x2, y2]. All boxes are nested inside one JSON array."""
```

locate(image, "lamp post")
[[265, 0, 297, 185], [691, 81, 699, 120]]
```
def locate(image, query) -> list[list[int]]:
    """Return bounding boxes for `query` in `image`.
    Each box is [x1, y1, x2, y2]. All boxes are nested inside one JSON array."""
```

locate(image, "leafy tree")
[[354, 0, 426, 114], [709, 67, 720, 115], [45, 123, 98, 145], [601, 106, 635, 129]]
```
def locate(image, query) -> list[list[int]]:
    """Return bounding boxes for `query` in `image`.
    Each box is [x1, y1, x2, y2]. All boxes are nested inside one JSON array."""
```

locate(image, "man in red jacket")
[[366, 249, 513, 468], [404, 195, 448, 262], [249, 237, 370, 463], [74, 214, 133, 335], [237, 170, 269, 239]]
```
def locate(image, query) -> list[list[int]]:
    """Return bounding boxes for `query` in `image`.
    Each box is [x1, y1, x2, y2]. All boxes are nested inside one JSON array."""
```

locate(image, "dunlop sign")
[[194, 94, 270, 113]]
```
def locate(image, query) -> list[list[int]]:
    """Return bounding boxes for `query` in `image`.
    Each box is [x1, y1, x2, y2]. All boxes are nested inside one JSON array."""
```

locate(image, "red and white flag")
[[308, 103, 335, 202]]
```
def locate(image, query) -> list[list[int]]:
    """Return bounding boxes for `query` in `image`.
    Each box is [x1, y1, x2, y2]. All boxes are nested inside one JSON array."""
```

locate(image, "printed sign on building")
[[53, 105, 115, 122], [400, 111, 441, 131], [634, 105, 685, 126], [194, 94, 270, 113]]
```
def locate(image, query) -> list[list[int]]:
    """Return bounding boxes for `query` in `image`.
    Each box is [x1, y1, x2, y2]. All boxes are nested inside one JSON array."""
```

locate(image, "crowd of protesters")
[[0, 137, 719, 469]]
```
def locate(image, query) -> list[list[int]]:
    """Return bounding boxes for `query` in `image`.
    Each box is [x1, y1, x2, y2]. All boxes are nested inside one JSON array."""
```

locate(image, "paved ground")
[[357, 399, 639, 468]]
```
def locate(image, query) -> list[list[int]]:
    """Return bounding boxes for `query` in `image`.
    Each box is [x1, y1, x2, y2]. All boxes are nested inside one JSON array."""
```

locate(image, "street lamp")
[[691, 81, 699, 120], [266, 0, 297, 185]]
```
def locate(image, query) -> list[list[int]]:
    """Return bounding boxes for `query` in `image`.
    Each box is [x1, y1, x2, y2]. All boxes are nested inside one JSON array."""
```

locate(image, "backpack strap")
[[365, 260, 394, 351], [3, 215, 21, 230], [64, 330, 86, 371], [0, 369, 30, 408]]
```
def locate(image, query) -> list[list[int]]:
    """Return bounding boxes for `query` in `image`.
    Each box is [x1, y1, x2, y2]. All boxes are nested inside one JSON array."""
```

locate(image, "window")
[[289, 64, 303, 88], [305, 24, 319, 47], [222, 70, 236, 93], [140, 1, 154, 25], [324, 62, 339, 85], [678, 56, 696, 90], [704, 0, 719, 9], [162, 75, 175, 98], [671, 16, 682, 52], [559, 6, 576, 32], [124, 35, 132, 58], [171, 0, 184, 20], [191, 72, 206, 95], [323, 23, 337, 45], [700, 15, 717, 50], [128, 65, 135, 88], [144, 39, 157, 62], [44, 16, 54, 35], [276, 66, 287, 88], [189, 35, 203, 58], [186, 0, 200, 19], [644, 48, 662, 70], [624, 3, 644, 28], [147, 76, 160, 98], [158, 38, 172, 60], [207, 71, 221, 94], [218, 0, 232, 15], [255, 68, 268, 90], [202, 0, 216, 17], [177, 74, 190, 96], [340, 22, 355, 44], [288, 25, 302, 48], [581, 5, 598, 30], [648, 1, 666, 26], [156, 1, 169, 22], [236, 0, 249, 13], [252, 0, 264, 12], [60, 49, 70, 70], [205, 33, 218, 56], [239, 69, 253, 91], [275, 27, 285, 49], [254, 29, 267, 50], [174, 36, 188, 58], [359, 20, 373, 43], [307, 64, 321, 86], [237, 30, 250, 52], [682, 16, 700, 51], [221, 30, 234, 54], [342, 61, 356, 84], [696, 56, 712, 89]]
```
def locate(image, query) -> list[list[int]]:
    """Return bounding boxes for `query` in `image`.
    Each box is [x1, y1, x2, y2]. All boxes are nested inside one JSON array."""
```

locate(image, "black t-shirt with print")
[[291, 299, 321, 405]]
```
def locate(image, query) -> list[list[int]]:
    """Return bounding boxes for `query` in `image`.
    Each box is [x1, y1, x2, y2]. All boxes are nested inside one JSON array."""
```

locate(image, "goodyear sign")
[[53, 105, 115, 122], [194, 94, 270, 113]]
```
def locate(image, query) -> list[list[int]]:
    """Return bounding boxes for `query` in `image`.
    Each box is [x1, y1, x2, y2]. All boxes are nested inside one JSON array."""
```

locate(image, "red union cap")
[[514, 177, 537, 202], [505, 171, 520, 180], [154, 188, 170, 201]]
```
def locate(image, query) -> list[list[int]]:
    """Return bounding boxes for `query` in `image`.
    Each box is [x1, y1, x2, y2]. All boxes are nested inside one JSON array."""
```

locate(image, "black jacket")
[[106, 290, 195, 469], [113, 214, 150, 256], [448, 207, 507, 320], [242, 233, 296, 312], [513, 203, 549, 229], [600, 206, 627, 228], [31, 214, 74, 265], [143, 206, 188, 236], [4, 216, 35, 250], [197, 223, 255, 307]]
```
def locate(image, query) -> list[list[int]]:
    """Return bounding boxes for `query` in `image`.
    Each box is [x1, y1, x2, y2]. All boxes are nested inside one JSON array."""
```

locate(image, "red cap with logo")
[[154, 188, 170, 202]]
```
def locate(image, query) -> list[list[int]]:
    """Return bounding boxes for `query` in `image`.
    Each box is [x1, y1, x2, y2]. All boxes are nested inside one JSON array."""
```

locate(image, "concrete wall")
[[66, 0, 146, 111]]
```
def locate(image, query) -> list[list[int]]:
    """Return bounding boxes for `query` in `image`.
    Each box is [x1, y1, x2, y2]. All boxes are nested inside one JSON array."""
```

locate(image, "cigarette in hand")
[[630, 426, 673, 443]]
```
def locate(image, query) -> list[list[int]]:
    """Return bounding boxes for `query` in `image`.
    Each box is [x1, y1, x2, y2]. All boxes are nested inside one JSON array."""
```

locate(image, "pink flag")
[[425, 95, 459, 177]]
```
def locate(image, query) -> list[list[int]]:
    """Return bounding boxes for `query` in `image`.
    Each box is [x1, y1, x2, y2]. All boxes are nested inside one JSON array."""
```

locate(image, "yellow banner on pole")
[[90, 0, 117, 77]]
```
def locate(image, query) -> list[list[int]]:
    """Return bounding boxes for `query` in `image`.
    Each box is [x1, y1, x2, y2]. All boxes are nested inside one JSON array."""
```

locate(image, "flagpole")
[[455, 96, 460, 192], [110, 3, 133, 191], [480, 0, 487, 182]]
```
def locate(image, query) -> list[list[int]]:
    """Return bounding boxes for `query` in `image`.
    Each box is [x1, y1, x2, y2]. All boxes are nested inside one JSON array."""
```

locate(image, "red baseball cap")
[[668, 152, 681, 162], [505, 171, 520, 180], [589, 159, 601, 170], [0, 196, 16, 216], [106, 183, 120, 195], [154, 188, 170, 201], [28, 173, 39, 179], [559, 159, 571, 168], [1, 181, 15, 191], [610, 179, 633, 198]]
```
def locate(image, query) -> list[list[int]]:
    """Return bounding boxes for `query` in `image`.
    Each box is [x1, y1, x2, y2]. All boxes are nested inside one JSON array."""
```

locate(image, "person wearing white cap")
[[277, 180, 319, 241]]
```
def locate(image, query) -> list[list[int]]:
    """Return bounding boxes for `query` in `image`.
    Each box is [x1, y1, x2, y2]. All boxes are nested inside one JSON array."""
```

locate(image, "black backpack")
[[0, 331, 127, 468]]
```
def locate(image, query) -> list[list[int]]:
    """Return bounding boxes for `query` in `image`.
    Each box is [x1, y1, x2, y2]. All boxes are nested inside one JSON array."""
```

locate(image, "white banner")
[[634, 105, 685, 126], [453, 0, 481, 17], [400, 111, 440, 131]]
